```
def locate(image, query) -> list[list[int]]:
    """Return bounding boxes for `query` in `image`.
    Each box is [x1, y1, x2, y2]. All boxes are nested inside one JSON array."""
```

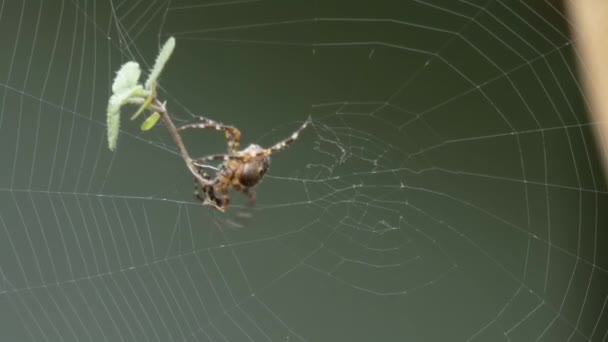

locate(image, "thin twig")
[[155, 99, 210, 187]]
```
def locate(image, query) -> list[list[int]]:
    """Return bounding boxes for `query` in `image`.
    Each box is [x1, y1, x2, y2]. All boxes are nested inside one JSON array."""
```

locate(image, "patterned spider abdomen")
[[236, 144, 270, 188]]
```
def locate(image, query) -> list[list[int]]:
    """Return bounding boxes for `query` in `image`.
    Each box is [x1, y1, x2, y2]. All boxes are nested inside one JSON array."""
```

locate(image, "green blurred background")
[[0, 1, 607, 341]]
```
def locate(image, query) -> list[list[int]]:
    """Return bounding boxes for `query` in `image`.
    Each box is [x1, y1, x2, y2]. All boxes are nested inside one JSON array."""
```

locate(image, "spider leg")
[[244, 188, 256, 207], [193, 169, 212, 202], [192, 154, 230, 169], [178, 116, 242, 154], [193, 167, 228, 211], [240, 116, 311, 161]]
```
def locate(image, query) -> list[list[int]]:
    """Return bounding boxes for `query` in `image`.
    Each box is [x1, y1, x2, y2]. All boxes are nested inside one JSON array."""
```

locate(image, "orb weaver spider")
[[178, 116, 311, 211]]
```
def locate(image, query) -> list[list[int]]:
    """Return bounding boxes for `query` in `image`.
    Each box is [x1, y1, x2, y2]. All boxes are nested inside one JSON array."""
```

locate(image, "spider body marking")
[[180, 116, 310, 211]]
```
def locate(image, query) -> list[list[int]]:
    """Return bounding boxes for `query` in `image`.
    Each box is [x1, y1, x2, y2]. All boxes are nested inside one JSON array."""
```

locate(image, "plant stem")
[[155, 99, 209, 186]]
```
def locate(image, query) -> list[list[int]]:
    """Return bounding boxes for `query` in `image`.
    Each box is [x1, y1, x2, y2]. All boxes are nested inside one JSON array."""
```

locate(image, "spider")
[[178, 116, 311, 211]]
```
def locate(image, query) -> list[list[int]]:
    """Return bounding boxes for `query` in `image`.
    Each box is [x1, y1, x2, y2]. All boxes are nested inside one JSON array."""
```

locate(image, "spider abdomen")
[[238, 156, 270, 188]]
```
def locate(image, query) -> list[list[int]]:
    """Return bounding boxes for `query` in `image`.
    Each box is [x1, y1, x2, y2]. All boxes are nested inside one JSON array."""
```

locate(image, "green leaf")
[[106, 96, 122, 152], [106, 85, 143, 151], [144, 37, 175, 89], [112, 61, 141, 94], [140, 112, 161, 131], [130, 82, 156, 121]]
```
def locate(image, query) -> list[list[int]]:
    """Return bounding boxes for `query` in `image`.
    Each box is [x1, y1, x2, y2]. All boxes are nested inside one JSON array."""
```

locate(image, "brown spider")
[[178, 116, 311, 211]]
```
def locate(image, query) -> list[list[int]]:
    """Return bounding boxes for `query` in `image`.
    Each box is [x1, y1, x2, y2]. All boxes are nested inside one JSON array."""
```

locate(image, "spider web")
[[1, 0, 608, 341]]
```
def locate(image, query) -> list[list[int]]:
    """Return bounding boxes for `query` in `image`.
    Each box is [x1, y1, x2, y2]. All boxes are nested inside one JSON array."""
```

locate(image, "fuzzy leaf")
[[140, 112, 161, 131], [112, 61, 141, 94], [131, 82, 156, 120], [145, 37, 175, 89], [106, 85, 143, 151], [106, 96, 122, 151]]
